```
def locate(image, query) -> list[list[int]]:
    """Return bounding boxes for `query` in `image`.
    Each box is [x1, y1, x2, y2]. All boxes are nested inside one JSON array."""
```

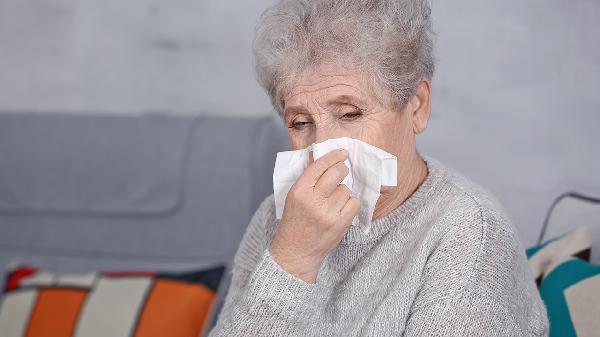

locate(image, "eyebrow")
[[283, 94, 367, 119], [325, 94, 367, 108], [283, 105, 310, 120]]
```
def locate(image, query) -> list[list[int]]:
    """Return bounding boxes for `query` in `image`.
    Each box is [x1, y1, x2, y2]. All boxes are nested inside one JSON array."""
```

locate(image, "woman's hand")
[[269, 148, 361, 283]]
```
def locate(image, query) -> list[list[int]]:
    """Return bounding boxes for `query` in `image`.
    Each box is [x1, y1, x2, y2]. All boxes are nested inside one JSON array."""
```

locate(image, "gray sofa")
[[0, 112, 289, 334]]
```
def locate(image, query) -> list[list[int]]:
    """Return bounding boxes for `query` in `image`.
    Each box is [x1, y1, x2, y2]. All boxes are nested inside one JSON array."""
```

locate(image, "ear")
[[407, 80, 432, 135]]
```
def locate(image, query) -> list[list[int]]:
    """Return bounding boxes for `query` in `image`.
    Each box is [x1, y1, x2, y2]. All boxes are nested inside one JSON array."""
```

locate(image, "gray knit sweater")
[[207, 156, 549, 336]]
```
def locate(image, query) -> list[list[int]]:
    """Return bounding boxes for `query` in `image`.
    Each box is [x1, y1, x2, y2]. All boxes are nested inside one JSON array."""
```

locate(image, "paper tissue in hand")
[[272, 137, 397, 235]]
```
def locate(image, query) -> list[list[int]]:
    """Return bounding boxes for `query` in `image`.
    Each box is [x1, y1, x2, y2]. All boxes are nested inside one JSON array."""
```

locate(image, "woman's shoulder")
[[246, 194, 279, 242], [418, 157, 527, 285], [421, 156, 535, 295], [428, 165, 527, 284], [422, 156, 518, 246], [417, 156, 547, 333], [252, 193, 277, 224], [230, 194, 278, 272], [424, 156, 512, 226]]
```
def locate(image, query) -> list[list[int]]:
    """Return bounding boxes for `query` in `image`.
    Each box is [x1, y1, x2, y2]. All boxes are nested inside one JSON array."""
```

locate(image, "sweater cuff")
[[243, 248, 321, 319]]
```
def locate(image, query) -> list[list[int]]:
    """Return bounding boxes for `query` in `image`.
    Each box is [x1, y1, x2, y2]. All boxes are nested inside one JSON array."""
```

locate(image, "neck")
[[372, 153, 428, 221]]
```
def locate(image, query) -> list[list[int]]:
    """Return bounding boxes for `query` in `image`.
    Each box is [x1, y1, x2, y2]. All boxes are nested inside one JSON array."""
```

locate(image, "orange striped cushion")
[[0, 266, 225, 337]]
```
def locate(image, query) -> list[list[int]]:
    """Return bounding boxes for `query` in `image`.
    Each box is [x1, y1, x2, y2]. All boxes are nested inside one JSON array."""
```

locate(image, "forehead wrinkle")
[[283, 98, 327, 120], [286, 88, 357, 120], [288, 69, 361, 90], [284, 68, 373, 118], [325, 94, 368, 108], [283, 105, 310, 119], [292, 69, 356, 85], [287, 82, 364, 102]]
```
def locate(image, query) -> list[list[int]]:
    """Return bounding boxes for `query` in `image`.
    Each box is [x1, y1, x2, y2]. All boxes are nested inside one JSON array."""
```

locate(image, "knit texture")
[[207, 155, 549, 336]]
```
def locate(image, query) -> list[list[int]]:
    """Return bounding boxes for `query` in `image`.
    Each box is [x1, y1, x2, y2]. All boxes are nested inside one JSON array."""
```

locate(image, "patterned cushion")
[[527, 226, 600, 337], [540, 258, 600, 337], [0, 265, 225, 337], [527, 226, 591, 286]]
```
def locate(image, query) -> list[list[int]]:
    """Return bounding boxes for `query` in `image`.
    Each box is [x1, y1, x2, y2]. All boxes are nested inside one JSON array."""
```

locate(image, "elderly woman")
[[208, 0, 548, 336]]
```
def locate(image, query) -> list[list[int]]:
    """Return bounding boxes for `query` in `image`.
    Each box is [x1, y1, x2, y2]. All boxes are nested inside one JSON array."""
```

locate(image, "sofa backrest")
[[0, 112, 289, 291]]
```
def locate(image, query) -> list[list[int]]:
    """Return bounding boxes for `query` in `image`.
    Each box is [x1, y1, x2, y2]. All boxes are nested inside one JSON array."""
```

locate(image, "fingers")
[[299, 149, 348, 187], [327, 184, 352, 211], [339, 196, 360, 224], [315, 161, 349, 197]]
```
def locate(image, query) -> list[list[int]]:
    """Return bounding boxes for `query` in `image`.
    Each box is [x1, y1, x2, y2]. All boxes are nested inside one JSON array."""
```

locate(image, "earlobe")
[[412, 119, 425, 135], [411, 81, 432, 135]]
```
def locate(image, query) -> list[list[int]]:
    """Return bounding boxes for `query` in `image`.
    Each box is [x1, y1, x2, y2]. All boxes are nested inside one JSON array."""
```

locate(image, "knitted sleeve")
[[402, 290, 547, 336], [402, 198, 549, 337], [206, 195, 322, 336]]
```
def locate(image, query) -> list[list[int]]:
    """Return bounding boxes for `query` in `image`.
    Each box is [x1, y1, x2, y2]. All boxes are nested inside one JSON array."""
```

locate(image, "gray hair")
[[252, 0, 435, 116]]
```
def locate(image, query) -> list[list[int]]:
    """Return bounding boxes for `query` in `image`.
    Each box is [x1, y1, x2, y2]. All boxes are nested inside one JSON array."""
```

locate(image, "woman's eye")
[[290, 121, 312, 130], [342, 111, 362, 120]]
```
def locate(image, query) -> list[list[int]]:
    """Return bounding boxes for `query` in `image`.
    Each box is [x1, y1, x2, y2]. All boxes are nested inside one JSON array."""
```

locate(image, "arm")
[[403, 291, 535, 337], [206, 196, 323, 337], [209, 149, 358, 336], [402, 204, 548, 337]]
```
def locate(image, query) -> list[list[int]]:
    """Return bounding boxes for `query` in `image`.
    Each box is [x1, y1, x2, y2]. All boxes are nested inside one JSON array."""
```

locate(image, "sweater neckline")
[[340, 155, 445, 244]]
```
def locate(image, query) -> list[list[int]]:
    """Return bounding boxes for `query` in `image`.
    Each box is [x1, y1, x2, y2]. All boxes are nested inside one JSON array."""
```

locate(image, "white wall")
[[0, 0, 599, 247]]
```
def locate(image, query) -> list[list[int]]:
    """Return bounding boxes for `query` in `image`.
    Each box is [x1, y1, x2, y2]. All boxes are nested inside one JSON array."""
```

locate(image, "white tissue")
[[272, 137, 397, 235]]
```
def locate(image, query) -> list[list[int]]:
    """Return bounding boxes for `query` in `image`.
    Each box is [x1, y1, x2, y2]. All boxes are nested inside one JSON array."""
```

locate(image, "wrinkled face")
[[282, 63, 419, 170]]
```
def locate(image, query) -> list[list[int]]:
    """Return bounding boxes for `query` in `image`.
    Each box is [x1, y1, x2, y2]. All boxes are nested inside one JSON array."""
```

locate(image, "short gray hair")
[[252, 0, 435, 115]]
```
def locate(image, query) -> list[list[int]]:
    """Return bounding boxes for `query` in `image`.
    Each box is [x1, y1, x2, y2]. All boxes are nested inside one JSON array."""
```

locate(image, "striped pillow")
[[0, 265, 225, 337]]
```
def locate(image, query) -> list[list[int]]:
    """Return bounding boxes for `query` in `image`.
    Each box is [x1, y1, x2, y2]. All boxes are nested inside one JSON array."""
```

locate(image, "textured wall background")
[[0, 0, 598, 247]]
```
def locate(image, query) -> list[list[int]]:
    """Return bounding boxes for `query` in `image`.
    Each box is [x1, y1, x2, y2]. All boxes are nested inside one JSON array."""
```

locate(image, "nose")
[[308, 126, 335, 165], [309, 124, 347, 164], [314, 123, 344, 144]]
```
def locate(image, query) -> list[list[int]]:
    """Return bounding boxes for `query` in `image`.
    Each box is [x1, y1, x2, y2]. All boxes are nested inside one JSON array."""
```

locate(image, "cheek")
[[287, 131, 312, 150], [356, 120, 392, 149], [357, 111, 407, 155]]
